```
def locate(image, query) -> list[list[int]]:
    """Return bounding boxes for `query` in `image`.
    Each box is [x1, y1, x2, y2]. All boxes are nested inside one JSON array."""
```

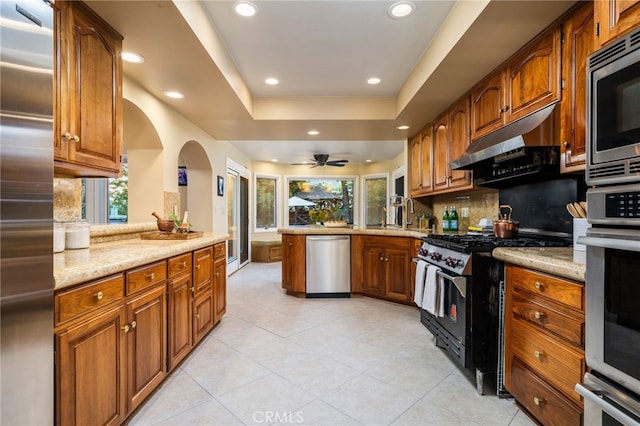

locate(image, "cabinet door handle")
[[121, 324, 130, 333], [534, 281, 544, 291], [563, 141, 570, 148], [500, 105, 510, 113], [130, 321, 137, 330], [195, 264, 201, 270], [534, 350, 544, 359], [73, 135, 80, 143], [215, 272, 219, 277], [95, 291, 104, 301], [533, 396, 544, 406], [384, 258, 389, 262], [534, 311, 544, 320], [145, 272, 155, 280]]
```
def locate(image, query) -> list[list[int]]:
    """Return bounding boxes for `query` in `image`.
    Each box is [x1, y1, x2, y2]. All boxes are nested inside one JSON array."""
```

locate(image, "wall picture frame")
[[217, 175, 224, 196], [178, 166, 187, 186]]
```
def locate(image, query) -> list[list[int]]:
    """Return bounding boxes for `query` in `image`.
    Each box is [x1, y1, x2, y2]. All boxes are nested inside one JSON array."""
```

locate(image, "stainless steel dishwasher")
[[305, 235, 351, 297]]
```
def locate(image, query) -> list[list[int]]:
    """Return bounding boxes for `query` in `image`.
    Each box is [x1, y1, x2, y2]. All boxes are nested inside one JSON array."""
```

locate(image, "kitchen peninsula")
[[53, 224, 228, 425]]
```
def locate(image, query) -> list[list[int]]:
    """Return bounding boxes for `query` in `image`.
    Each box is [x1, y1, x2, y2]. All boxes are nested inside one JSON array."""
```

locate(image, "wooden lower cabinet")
[[282, 234, 305, 295], [213, 244, 227, 324], [504, 264, 585, 425], [55, 243, 226, 425], [356, 236, 412, 303]]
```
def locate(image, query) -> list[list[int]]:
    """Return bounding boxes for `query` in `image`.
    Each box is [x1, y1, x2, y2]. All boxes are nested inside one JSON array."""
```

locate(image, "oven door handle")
[[576, 373, 640, 426], [578, 236, 640, 252], [436, 270, 466, 298]]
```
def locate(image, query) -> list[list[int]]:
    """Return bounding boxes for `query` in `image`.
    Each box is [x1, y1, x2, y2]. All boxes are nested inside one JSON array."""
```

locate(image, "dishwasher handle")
[[306, 235, 350, 241]]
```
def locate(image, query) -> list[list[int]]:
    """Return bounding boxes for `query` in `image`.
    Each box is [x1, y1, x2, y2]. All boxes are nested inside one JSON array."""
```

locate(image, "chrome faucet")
[[381, 206, 387, 227], [404, 197, 415, 229]]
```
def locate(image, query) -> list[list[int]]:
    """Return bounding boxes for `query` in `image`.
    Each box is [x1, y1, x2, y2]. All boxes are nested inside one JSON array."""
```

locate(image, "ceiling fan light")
[[388, 1, 415, 18]]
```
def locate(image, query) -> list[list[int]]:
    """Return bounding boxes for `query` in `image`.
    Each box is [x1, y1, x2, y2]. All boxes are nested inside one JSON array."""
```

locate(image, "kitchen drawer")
[[511, 317, 585, 402], [214, 243, 225, 259], [168, 253, 192, 279], [55, 274, 125, 324], [126, 261, 167, 295], [511, 290, 585, 348], [507, 265, 584, 311], [510, 357, 583, 426]]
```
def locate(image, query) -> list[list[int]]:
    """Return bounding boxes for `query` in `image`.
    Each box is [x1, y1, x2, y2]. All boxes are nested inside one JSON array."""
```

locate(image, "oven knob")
[[430, 252, 442, 261], [418, 247, 428, 256]]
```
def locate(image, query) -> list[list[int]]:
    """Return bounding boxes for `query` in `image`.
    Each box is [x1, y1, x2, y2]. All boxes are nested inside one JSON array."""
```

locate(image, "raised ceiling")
[[87, 0, 577, 164]]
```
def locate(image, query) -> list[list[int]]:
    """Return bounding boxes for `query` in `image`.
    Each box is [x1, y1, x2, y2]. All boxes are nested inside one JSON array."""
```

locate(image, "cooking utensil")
[[579, 201, 588, 216], [573, 202, 587, 218], [152, 212, 175, 232], [177, 211, 190, 233], [494, 204, 519, 238], [566, 203, 580, 218]]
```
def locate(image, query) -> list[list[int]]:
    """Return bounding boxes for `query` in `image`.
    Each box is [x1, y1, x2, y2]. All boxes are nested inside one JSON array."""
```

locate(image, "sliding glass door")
[[227, 162, 249, 274]]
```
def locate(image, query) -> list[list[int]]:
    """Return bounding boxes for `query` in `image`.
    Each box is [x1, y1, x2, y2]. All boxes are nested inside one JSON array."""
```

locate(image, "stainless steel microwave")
[[587, 26, 640, 186]]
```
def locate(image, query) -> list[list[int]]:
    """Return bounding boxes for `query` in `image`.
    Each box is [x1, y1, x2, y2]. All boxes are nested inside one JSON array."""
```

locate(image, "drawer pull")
[[145, 272, 155, 280], [534, 311, 544, 320], [195, 264, 201, 270], [533, 396, 544, 406], [215, 272, 219, 277], [534, 281, 544, 291], [534, 350, 544, 359], [121, 324, 130, 333], [179, 261, 187, 267], [96, 291, 104, 301]]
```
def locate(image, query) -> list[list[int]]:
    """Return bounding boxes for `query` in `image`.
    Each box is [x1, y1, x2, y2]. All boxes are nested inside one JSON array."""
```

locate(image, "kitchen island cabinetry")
[[353, 235, 413, 303], [54, 0, 123, 177], [433, 95, 472, 193], [282, 234, 306, 296], [213, 242, 227, 324], [409, 126, 434, 197], [560, 1, 594, 173], [471, 25, 561, 141], [55, 240, 226, 425], [504, 264, 585, 425], [594, 0, 640, 47]]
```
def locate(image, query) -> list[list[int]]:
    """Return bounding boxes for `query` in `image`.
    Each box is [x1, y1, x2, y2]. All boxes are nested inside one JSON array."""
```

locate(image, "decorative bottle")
[[442, 207, 450, 232], [450, 206, 459, 232]]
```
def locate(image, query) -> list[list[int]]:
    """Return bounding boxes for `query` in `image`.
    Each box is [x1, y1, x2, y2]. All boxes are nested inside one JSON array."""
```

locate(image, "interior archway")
[[122, 100, 165, 223], [178, 141, 213, 232]]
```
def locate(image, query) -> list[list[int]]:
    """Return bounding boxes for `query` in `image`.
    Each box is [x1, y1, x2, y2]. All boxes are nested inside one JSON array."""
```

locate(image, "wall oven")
[[586, 26, 640, 186], [576, 184, 640, 425]]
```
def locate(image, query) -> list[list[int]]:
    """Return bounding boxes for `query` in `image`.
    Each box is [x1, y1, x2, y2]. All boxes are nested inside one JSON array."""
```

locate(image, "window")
[[287, 177, 355, 225], [83, 162, 128, 224], [362, 174, 388, 226], [255, 174, 279, 231]]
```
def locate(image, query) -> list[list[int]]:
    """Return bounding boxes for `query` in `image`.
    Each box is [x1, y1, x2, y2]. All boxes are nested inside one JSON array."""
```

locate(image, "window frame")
[[253, 173, 280, 233], [361, 173, 389, 227]]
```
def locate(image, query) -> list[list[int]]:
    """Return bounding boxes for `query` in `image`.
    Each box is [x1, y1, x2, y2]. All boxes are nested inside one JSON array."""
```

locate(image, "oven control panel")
[[417, 244, 470, 275], [606, 191, 640, 218]]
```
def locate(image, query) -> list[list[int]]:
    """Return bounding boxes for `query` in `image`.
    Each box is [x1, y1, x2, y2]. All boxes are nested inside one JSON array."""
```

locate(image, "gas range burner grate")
[[423, 234, 570, 252]]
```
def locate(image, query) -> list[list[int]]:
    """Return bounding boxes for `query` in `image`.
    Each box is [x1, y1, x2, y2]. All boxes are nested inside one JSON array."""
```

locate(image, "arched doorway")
[[178, 141, 213, 232]]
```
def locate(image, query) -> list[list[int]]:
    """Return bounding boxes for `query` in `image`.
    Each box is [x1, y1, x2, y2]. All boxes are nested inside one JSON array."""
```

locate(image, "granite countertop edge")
[[54, 232, 228, 291], [492, 247, 586, 283], [278, 226, 430, 238]]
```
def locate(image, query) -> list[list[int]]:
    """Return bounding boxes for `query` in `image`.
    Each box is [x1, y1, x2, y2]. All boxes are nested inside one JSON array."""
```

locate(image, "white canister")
[[65, 221, 90, 249], [573, 218, 591, 251], [53, 223, 65, 253]]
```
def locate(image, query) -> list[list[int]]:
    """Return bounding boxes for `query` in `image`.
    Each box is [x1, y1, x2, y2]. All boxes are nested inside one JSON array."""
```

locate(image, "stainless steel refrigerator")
[[0, 0, 54, 424]]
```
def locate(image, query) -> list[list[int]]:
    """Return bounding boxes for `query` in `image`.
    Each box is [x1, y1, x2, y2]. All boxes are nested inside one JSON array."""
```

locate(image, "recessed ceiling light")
[[396, 125, 410, 130], [307, 130, 319, 136], [164, 91, 184, 99], [367, 77, 381, 85], [388, 1, 415, 18], [265, 77, 279, 85], [365, 159, 373, 163], [121, 52, 144, 63], [271, 158, 278, 162], [233, 1, 258, 17]]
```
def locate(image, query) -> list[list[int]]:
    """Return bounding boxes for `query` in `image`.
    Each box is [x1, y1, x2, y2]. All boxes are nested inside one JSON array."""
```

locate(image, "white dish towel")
[[422, 265, 442, 316], [414, 259, 428, 308]]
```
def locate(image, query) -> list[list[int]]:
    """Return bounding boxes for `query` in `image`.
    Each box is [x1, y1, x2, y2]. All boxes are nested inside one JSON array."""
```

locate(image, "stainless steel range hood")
[[449, 103, 557, 170]]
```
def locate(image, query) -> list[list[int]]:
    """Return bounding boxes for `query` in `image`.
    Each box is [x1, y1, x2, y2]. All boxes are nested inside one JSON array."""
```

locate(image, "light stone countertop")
[[278, 226, 430, 238], [54, 232, 228, 291], [492, 247, 586, 282]]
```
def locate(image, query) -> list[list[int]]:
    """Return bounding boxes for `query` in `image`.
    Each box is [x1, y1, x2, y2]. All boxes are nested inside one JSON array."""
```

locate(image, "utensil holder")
[[573, 218, 590, 251]]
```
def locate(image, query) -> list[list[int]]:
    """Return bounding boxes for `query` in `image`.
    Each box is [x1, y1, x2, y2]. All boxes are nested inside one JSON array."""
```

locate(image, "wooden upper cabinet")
[[561, 2, 595, 173], [409, 126, 434, 197], [595, 0, 640, 47], [471, 25, 561, 141], [471, 70, 507, 140], [54, 1, 123, 177], [433, 96, 473, 193], [506, 25, 561, 123]]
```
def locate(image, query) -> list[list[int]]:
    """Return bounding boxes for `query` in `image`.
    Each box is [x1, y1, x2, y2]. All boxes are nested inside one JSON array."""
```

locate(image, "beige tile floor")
[[127, 262, 535, 426]]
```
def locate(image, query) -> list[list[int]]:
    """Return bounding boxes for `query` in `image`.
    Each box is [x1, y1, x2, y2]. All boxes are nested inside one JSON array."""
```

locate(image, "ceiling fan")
[[292, 154, 349, 168]]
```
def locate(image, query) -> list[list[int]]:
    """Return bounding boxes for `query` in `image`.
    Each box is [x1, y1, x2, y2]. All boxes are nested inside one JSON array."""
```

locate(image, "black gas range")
[[415, 232, 570, 396]]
